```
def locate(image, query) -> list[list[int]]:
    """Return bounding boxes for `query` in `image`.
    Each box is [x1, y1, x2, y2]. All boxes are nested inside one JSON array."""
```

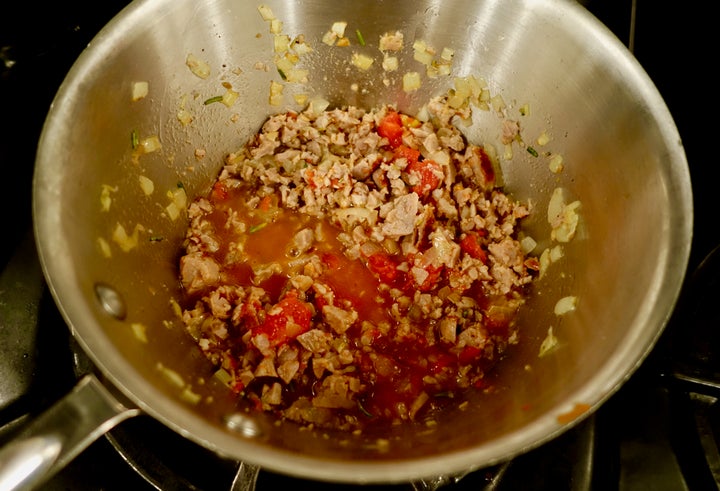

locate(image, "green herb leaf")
[[149, 236, 165, 242], [277, 68, 287, 81], [355, 29, 366, 46], [203, 95, 224, 105], [176, 181, 185, 189], [249, 222, 268, 233], [527, 146, 539, 158], [131, 129, 139, 149], [357, 400, 373, 418]]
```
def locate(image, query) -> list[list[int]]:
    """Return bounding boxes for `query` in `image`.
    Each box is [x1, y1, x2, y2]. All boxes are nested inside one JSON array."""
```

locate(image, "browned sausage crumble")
[[179, 96, 538, 431]]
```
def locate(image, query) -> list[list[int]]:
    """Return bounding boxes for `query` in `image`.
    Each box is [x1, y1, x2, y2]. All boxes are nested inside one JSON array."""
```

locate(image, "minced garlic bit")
[[554, 296, 578, 316], [186, 53, 211, 79], [131, 81, 149, 101], [382, 55, 399, 72], [539, 326, 558, 357]]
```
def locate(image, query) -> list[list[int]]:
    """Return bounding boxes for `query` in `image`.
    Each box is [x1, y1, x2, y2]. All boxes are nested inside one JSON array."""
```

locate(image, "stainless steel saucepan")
[[0, 0, 692, 489]]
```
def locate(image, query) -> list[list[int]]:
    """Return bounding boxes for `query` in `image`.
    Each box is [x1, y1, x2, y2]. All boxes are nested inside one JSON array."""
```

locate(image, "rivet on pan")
[[224, 413, 262, 438], [94, 283, 127, 320]]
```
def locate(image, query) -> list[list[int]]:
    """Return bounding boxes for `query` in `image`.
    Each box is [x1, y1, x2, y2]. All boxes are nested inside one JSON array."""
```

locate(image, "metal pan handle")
[[0, 374, 140, 491]]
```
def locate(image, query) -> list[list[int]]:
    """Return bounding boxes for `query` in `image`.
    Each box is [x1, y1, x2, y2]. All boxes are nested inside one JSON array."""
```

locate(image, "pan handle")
[[0, 374, 140, 491]]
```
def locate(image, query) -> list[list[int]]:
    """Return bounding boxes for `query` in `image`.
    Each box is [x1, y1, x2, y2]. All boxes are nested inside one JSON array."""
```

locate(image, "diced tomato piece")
[[394, 145, 421, 165], [321, 252, 341, 271], [474, 146, 495, 187], [210, 181, 229, 202], [460, 232, 487, 263], [458, 345, 482, 365], [378, 111, 404, 148], [406, 159, 442, 197], [367, 252, 398, 283], [254, 290, 313, 347], [258, 195, 273, 211]]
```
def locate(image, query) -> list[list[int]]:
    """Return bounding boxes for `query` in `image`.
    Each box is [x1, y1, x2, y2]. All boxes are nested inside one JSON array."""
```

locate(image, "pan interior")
[[32, 0, 691, 483]]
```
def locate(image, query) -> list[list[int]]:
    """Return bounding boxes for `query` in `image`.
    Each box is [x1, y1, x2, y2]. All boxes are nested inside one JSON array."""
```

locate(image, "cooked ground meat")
[[178, 96, 537, 431]]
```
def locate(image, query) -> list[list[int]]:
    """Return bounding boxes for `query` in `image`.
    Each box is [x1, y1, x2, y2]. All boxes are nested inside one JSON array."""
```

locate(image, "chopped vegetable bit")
[[527, 146, 539, 158], [186, 53, 211, 79], [138, 175, 154, 196], [204, 95, 224, 105], [112, 223, 144, 252], [130, 129, 139, 149], [100, 184, 117, 212], [539, 327, 559, 357], [131, 322, 148, 343], [402, 71, 421, 92], [97, 237, 112, 258], [131, 81, 149, 101], [351, 53, 374, 70], [269, 80, 284, 106], [138, 135, 162, 154], [355, 29, 366, 46], [554, 296, 578, 315], [257, 4, 275, 21]]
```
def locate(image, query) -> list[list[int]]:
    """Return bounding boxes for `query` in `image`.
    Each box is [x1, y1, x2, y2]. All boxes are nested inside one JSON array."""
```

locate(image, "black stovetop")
[[1, 1, 718, 490]]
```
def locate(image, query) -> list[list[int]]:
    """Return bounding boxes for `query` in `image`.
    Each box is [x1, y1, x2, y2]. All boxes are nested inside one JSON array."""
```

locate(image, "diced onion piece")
[[413, 48, 434, 66], [321, 30, 337, 46], [382, 55, 398, 72], [100, 184, 116, 212], [214, 368, 233, 387], [293, 93, 309, 106], [550, 245, 564, 262], [274, 34, 291, 53], [269, 80, 284, 106], [554, 296, 578, 316], [138, 175, 154, 196], [548, 154, 564, 174], [222, 87, 239, 107], [257, 4, 275, 21], [547, 187, 567, 225], [537, 131, 551, 146], [331, 21, 347, 37], [165, 186, 188, 221], [351, 53, 374, 70], [177, 108, 193, 126], [519, 103, 530, 116], [157, 362, 185, 388], [181, 386, 202, 405], [269, 19, 283, 34], [138, 135, 162, 154], [441, 47, 455, 61], [97, 237, 112, 258], [284, 68, 308, 83], [112, 223, 144, 252], [186, 53, 210, 79], [131, 81, 149, 101], [539, 327, 558, 357], [552, 200, 581, 243], [402, 71, 421, 92], [131, 322, 148, 343], [306, 96, 329, 117], [520, 236, 537, 254]]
